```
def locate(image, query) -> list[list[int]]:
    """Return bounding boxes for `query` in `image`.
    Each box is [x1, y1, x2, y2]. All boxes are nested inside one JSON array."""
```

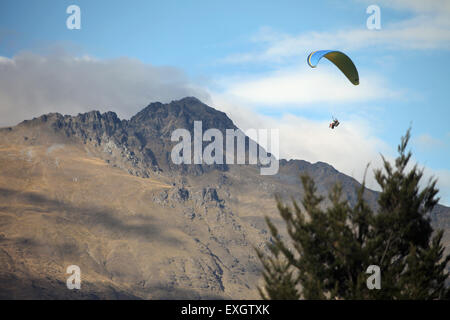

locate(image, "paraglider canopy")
[[307, 50, 359, 85]]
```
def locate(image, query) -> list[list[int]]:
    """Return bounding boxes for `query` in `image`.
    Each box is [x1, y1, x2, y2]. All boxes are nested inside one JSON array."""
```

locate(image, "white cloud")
[[222, 65, 397, 106], [0, 56, 15, 65], [429, 169, 450, 206], [0, 52, 210, 127], [222, 1, 450, 65], [414, 133, 445, 151], [368, 0, 450, 15]]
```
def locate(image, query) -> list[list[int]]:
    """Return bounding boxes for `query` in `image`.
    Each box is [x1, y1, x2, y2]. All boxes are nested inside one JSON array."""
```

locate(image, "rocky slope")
[[0, 97, 448, 299]]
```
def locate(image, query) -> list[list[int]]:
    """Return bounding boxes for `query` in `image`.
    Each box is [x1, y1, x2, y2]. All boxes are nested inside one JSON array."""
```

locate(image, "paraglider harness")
[[329, 117, 340, 129]]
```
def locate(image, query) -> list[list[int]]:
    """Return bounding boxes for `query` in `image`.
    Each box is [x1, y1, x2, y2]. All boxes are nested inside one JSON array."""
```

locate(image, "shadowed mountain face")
[[0, 97, 448, 299]]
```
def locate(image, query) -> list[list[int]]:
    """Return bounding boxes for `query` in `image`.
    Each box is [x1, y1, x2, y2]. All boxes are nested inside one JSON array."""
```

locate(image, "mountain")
[[0, 97, 448, 299]]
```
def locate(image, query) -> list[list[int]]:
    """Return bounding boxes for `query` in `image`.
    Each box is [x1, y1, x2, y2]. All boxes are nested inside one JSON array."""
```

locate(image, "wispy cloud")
[[414, 133, 446, 152], [427, 169, 450, 206], [221, 65, 398, 106], [222, 1, 450, 65], [368, 0, 450, 15]]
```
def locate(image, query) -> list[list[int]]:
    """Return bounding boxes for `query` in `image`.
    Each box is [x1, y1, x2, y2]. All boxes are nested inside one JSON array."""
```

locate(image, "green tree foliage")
[[257, 129, 449, 299]]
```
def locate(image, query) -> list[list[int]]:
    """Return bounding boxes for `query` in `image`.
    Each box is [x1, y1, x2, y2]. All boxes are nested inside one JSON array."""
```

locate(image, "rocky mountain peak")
[[130, 97, 236, 135]]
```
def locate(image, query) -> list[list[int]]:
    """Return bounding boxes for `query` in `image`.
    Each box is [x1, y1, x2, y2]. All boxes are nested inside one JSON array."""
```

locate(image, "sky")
[[0, 0, 449, 204]]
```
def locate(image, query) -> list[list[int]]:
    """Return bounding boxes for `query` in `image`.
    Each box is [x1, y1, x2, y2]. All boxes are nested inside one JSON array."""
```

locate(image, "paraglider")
[[329, 117, 340, 129], [307, 50, 359, 86], [307, 50, 359, 130]]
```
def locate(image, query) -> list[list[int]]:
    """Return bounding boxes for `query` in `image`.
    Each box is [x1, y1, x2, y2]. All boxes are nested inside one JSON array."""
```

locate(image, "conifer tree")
[[257, 129, 449, 299]]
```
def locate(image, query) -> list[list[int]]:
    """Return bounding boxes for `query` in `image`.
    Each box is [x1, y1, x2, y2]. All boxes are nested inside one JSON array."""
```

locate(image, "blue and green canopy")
[[307, 50, 359, 85]]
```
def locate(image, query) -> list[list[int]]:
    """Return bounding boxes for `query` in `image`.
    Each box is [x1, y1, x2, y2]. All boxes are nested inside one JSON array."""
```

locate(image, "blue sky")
[[0, 0, 449, 204]]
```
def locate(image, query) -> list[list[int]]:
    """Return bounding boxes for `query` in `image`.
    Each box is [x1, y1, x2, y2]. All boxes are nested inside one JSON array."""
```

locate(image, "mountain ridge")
[[0, 97, 448, 299]]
